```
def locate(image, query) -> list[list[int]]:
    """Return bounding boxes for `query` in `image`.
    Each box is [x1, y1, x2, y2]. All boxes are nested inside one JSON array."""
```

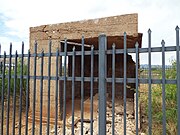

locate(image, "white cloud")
[[0, 36, 28, 55]]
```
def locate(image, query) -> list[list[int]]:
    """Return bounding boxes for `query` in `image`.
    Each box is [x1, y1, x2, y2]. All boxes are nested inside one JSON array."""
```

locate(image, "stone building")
[[29, 13, 142, 119]]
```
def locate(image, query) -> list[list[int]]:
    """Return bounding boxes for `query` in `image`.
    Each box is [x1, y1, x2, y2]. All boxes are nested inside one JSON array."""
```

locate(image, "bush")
[[141, 61, 178, 134], [0, 59, 28, 100]]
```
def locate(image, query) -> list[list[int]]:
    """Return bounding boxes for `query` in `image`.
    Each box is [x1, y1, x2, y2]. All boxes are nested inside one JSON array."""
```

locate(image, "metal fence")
[[0, 26, 180, 135]]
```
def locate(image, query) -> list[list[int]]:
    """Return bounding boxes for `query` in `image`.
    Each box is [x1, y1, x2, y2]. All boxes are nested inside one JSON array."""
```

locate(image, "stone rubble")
[[49, 97, 144, 135]]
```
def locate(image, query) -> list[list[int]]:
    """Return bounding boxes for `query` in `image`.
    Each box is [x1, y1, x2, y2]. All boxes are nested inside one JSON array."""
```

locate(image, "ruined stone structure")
[[29, 13, 142, 118]]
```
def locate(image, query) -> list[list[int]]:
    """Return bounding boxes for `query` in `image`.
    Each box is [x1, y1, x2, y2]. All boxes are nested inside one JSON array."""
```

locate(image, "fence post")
[[6, 43, 12, 135], [123, 32, 127, 135], [161, 40, 166, 135], [176, 26, 180, 134], [148, 29, 152, 135], [98, 34, 107, 135]]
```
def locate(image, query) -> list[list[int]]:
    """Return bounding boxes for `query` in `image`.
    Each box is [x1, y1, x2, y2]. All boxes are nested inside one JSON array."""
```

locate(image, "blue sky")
[[0, 0, 180, 64], [0, 13, 21, 42]]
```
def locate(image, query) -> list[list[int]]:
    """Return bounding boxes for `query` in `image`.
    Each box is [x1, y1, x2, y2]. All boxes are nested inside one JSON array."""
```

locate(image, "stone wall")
[[30, 13, 138, 42], [29, 13, 141, 118]]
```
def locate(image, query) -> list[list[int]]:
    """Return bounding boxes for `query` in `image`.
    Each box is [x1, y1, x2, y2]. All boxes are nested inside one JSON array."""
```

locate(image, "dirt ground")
[[0, 94, 138, 135]]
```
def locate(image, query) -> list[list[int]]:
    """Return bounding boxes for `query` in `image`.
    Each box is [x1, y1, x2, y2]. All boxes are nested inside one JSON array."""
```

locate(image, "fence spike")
[[161, 40, 165, 45], [148, 29, 152, 33], [41, 48, 44, 52], [56, 48, 59, 52], [135, 42, 139, 48], [91, 45, 94, 50], [34, 40, 37, 45], [49, 39, 52, 45], [112, 43, 116, 48], [176, 25, 179, 31], [9, 42, 12, 50], [82, 34, 84, 39], [72, 46, 75, 51]]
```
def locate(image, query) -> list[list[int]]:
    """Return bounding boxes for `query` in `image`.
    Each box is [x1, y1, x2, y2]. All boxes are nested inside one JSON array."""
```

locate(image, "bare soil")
[[0, 94, 138, 135]]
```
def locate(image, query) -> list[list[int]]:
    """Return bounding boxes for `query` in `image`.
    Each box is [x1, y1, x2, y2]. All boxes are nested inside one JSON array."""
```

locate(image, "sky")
[[0, 0, 180, 65]]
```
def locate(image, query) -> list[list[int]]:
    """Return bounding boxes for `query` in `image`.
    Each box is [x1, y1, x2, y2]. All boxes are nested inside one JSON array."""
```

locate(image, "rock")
[[115, 105, 123, 114], [56, 96, 137, 135], [50, 129, 55, 133], [15, 124, 19, 128], [127, 114, 134, 119], [107, 102, 112, 108], [116, 111, 123, 115]]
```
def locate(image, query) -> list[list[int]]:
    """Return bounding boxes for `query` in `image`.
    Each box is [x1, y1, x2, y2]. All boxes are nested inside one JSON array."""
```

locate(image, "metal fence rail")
[[0, 26, 179, 135]]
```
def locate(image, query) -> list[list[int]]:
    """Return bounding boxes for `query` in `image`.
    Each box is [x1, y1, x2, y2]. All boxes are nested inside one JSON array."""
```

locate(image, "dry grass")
[[139, 84, 177, 135]]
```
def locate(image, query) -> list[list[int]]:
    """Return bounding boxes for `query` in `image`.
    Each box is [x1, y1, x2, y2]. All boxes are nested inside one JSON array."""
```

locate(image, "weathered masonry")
[[29, 13, 142, 118]]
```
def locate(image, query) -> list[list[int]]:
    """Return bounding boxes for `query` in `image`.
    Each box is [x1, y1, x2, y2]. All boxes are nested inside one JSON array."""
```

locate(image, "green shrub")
[[154, 61, 177, 134], [141, 61, 178, 134], [0, 59, 28, 99]]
